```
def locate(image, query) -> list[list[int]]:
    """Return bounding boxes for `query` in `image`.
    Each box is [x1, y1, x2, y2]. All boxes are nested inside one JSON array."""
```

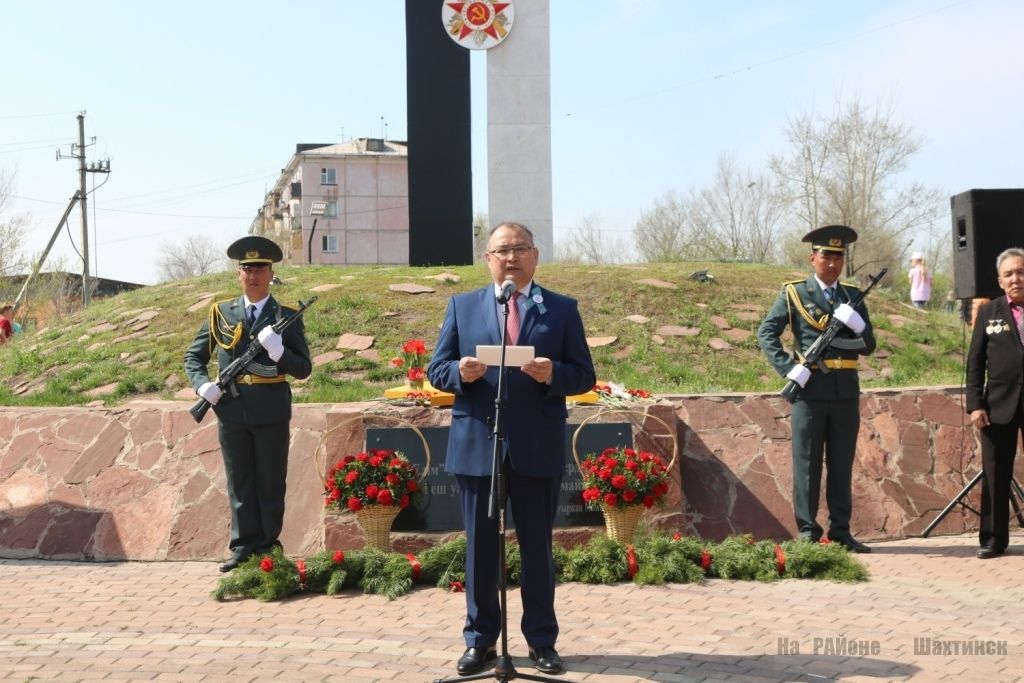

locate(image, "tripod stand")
[[921, 470, 1024, 537], [435, 286, 561, 683]]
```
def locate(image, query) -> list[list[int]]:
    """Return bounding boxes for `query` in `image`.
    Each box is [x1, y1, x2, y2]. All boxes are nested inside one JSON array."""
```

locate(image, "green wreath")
[[213, 532, 868, 603]]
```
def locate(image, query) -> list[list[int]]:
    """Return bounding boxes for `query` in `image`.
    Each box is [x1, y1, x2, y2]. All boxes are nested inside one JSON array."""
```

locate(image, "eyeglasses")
[[487, 245, 534, 258]]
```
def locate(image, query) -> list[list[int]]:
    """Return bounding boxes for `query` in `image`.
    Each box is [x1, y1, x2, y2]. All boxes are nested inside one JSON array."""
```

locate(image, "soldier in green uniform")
[[184, 236, 312, 572], [757, 225, 875, 553]]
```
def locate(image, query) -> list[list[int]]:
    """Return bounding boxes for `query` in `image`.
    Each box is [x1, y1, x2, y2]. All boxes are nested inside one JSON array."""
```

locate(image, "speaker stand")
[[921, 470, 1024, 537]]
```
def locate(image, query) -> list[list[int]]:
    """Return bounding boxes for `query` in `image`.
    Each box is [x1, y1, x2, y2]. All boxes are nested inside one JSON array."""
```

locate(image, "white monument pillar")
[[486, 0, 553, 260]]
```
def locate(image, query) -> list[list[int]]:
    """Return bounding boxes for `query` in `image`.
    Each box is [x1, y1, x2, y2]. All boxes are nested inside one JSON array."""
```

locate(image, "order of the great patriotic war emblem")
[[442, 1, 514, 50]]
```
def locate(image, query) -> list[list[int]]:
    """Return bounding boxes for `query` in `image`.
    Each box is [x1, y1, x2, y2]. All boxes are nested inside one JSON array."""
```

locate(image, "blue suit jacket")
[[427, 283, 596, 478]]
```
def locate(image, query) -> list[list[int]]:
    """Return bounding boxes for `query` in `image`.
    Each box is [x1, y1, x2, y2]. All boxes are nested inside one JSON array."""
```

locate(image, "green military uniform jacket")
[[184, 295, 312, 424], [757, 276, 876, 400]]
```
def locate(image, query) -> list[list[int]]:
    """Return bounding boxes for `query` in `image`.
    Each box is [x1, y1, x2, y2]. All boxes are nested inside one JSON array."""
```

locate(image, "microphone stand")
[[435, 292, 560, 683]]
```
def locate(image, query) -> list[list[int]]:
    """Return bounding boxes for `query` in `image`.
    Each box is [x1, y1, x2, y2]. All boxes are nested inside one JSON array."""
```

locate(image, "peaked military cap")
[[227, 235, 283, 265], [803, 225, 857, 254]]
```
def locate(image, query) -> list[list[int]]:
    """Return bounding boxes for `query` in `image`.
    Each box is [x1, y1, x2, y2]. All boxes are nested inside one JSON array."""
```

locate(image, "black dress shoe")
[[218, 558, 241, 572], [830, 535, 871, 553], [528, 646, 564, 674], [977, 545, 1005, 559], [456, 646, 497, 675]]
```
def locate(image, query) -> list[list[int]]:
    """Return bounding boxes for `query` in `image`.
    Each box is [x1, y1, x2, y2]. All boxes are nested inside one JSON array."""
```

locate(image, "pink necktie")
[[506, 291, 521, 344]]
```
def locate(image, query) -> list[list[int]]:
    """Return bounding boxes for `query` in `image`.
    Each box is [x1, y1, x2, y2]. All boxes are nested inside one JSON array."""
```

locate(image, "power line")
[[0, 110, 81, 120], [0, 136, 75, 147], [103, 168, 278, 203], [12, 195, 249, 219], [0, 143, 76, 155]]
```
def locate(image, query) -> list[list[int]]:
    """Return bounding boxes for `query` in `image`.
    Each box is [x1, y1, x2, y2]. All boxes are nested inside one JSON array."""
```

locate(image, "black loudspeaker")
[[951, 189, 1024, 299]]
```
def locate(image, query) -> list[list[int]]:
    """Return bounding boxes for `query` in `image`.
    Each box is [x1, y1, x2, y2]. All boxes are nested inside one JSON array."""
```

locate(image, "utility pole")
[[76, 112, 89, 305], [58, 111, 110, 306]]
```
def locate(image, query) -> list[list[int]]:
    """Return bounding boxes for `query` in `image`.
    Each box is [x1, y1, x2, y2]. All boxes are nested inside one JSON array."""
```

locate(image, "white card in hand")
[[476, 345, 535, 367]]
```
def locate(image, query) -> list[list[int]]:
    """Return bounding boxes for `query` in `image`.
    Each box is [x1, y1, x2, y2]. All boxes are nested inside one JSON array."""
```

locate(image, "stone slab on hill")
[[389, 283, 436, 294], [187, 295, 216, 313], [336, 333, 374, 351], [313, 351, 344, 366], [425, 272, 461, 283], [634, 278, 678, 290], [587, 336, 617, 348], [656, 325, 701, 337]]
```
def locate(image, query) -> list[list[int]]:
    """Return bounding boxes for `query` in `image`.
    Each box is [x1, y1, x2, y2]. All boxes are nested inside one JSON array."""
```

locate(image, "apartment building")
[[251, 138, 409, 266]]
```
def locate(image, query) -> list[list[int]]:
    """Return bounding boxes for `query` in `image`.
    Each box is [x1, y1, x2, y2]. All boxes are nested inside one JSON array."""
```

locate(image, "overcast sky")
[[2, 0, 1020, 284]]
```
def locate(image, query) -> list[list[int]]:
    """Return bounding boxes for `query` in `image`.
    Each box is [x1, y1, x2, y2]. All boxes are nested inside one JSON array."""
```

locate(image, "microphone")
[[496, 279, 516, 304]]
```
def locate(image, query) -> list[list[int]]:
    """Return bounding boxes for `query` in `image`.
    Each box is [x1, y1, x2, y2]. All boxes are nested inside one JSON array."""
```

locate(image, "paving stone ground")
[[1, 532, 1021, 683]]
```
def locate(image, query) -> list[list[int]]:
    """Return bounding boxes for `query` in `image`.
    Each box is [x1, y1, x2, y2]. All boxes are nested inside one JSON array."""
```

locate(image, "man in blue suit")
[[428, 222, 595, 676]]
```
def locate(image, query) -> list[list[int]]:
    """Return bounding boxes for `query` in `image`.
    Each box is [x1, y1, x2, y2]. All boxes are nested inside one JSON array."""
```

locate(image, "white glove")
[[257, 326, 284, 362], [786, 364, 811, 388], [833, 303, 866, 335], [198, 381, 223, 405]]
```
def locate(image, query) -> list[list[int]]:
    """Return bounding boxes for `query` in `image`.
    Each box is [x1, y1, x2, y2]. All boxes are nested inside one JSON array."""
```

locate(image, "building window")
[[322, 235, 339, 253], [320, 167, 337, 185], [324, 200, 338, 218]]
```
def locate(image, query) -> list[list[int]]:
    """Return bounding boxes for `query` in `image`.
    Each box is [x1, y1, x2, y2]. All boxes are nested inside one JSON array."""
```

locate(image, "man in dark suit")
[[965, 246, 1024, 559], [184, 236, 312, 572], [427, 222, 595, 675], [757, 225, 875, 553]]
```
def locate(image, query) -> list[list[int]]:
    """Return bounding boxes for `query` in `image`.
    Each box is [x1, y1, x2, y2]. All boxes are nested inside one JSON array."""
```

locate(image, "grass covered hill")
[[0, 261, 968, 407]]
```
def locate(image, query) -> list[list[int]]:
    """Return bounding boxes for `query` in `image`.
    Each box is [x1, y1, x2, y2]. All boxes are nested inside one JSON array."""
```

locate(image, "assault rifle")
[[189, 296, 317, 423], [780, 269, 887, 403]]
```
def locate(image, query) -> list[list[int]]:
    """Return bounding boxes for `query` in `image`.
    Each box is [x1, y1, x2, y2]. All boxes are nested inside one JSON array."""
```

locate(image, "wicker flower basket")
[[315, 412, 431, 553], [572, 408, 678, 545], [600, 503, 645, 544], [355, 505, 403, 552]]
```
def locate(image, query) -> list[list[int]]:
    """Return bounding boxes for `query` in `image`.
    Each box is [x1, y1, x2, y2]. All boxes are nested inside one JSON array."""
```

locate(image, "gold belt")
[[814, 359, 859, 370], [236, 374, 287, 385]]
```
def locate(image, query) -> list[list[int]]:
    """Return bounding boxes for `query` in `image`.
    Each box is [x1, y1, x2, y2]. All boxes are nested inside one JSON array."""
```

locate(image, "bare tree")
[[555, 213, 629, 264], [157, 235, 226, 282], [0, 169, 30, 277], [688, 153, 790, 263], [633, 191, 692, 262], [769, 94, 944, 276], [472, 212, 489, 264]]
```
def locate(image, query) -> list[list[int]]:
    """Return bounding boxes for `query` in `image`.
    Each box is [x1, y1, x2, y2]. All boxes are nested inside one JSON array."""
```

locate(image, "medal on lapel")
[[986, 319, 1010, 335]]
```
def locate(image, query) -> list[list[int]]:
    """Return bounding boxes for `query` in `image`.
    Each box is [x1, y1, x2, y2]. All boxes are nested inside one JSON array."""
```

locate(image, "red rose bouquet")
[[391, 338, 429, 385], [324, 449, 422, 513], [579, 446, 670, 510]]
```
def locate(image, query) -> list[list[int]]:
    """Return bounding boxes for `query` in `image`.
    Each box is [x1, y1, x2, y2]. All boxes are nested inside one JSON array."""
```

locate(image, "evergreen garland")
[[708, 535, 781, 582], [780, 539, 870, 582], [212, 532, 869, 602], [631, 533, 705, 585], [560, 535, 629, 584], [416, 536, 467, 589]]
